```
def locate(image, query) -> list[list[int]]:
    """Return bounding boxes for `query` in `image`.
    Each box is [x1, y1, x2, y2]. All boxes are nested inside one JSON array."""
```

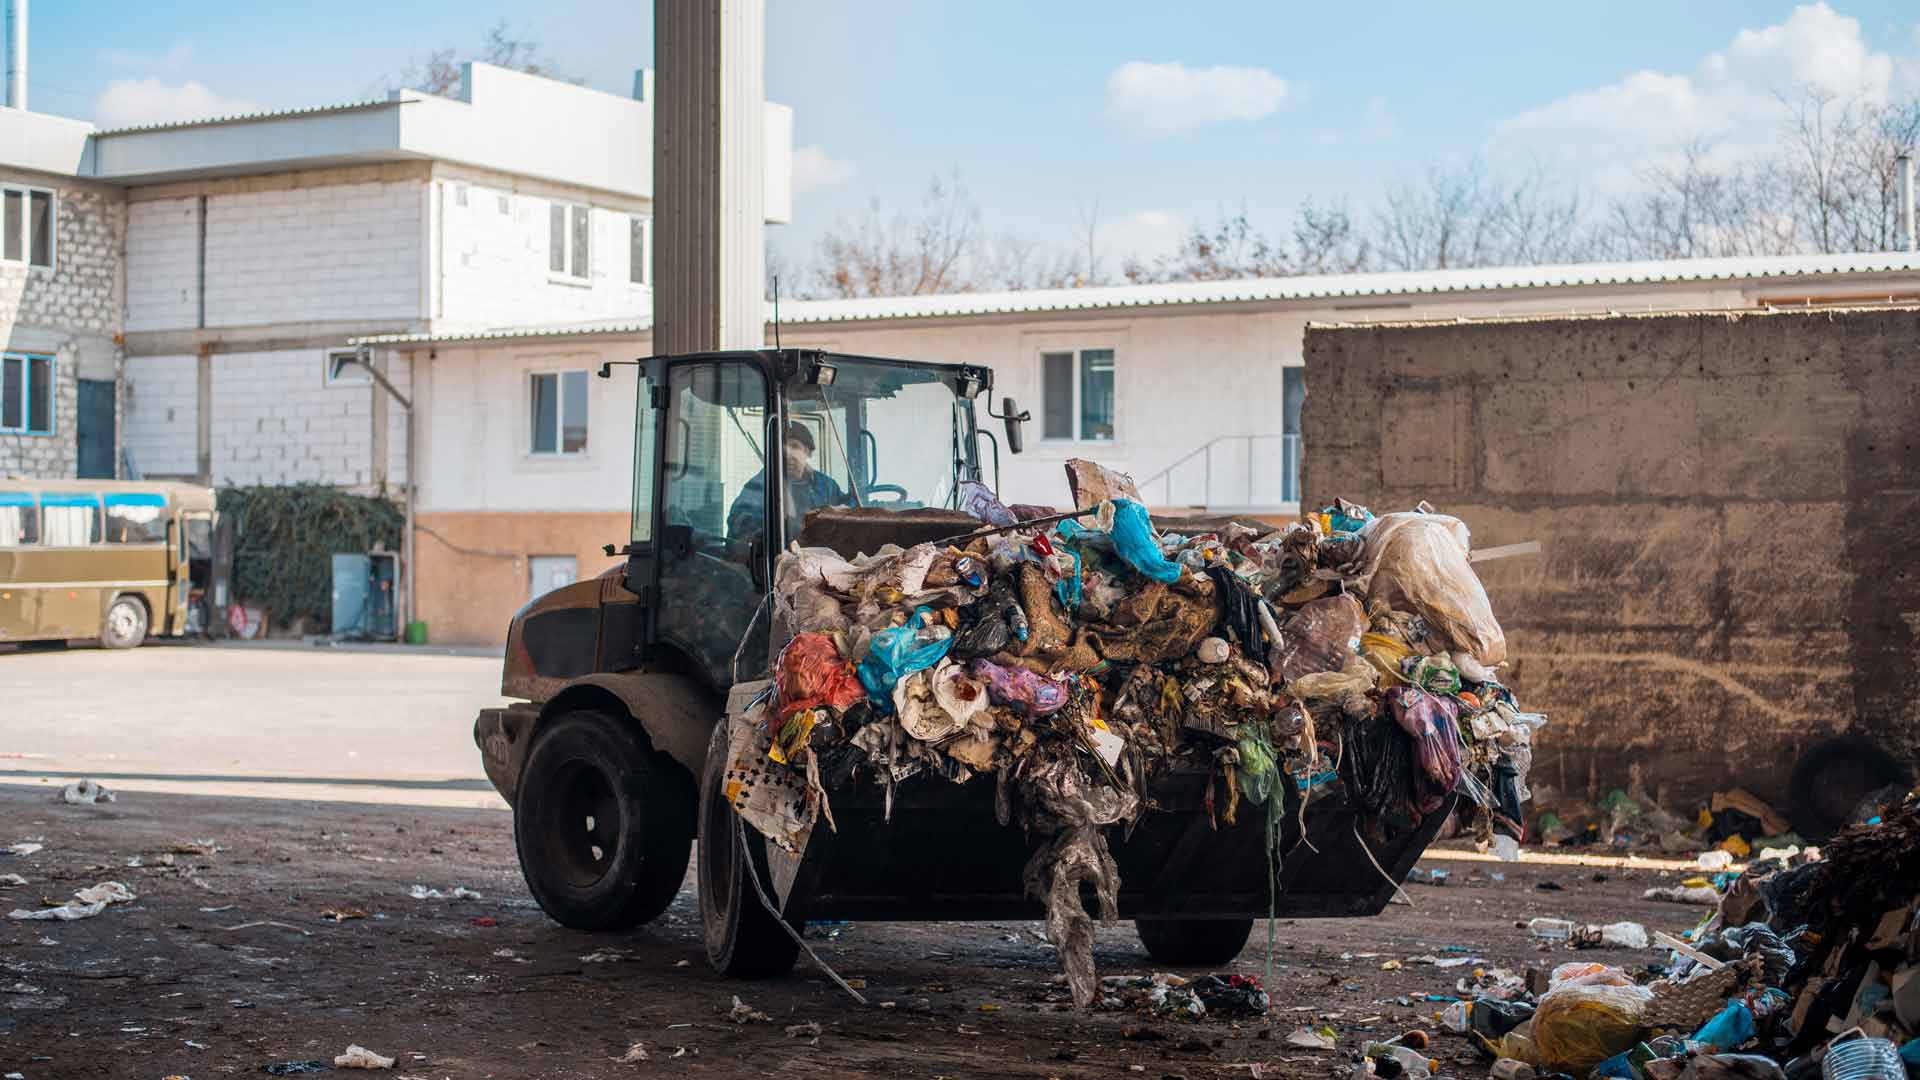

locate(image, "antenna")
[[771, 275, 782, 349]]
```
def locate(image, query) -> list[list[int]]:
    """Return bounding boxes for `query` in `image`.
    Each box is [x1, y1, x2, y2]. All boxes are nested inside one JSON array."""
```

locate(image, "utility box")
[[330, 552, 399, 641]]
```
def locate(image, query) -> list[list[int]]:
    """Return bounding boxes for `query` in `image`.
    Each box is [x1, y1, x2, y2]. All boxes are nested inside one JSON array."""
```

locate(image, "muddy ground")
[[0, 786, 1712, 1079]]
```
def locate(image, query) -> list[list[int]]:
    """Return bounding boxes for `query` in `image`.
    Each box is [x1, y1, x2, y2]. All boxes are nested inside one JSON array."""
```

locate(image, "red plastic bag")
[[775, 632, 865, 723], [1386, 685, 1463, 811]]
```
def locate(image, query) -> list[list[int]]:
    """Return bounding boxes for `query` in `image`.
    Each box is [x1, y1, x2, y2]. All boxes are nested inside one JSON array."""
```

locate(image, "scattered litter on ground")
[[262, 1062, 329, 1076], [73, 881, 135, 905], [1285, 1026, 1338, 1050], [319, 907, 367, 922], [333, 1044, 395, 1069], [405, 884, 481, 900], [729, 994, 772, 1023], [217, 920, 312, 936], [58, 779, 115, 805], [611, 1043, 648, 1063], [0, 873, 25, 886], [785, 1021, 823, 1039], [6, 842, 44, 856], [1644, 883, 1724, 905]]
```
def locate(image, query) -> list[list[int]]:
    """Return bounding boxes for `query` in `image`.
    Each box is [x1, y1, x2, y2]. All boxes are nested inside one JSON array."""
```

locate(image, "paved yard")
[[0, 643, 509, 808]]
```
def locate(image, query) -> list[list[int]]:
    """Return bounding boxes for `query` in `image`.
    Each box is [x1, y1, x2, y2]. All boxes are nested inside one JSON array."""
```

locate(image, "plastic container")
[[1363, 1041, 1435, 1079], [1439, 1001, 1471, 1033], [1491, 1059, 1536, 1080], [1820, 1036, 1902, 1080], [1528, 917, 1575, 941]]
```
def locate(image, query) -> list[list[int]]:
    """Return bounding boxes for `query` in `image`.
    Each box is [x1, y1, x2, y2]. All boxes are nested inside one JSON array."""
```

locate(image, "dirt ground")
[[0, 786, 1721, 1080]]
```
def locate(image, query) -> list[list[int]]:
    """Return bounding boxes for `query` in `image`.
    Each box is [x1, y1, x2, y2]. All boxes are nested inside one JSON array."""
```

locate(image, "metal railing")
[[1137, 433, 1300, 512]]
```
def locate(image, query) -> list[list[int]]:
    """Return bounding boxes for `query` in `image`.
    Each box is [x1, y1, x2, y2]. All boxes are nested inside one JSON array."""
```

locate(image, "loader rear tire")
[[698, 721, 801, 978], [513, 709, 693, 931], [1135, 917, 1255, 966]]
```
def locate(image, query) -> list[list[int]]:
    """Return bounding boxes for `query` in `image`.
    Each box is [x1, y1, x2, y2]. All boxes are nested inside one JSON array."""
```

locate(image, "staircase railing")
[[1136, 433, 1300, 511]]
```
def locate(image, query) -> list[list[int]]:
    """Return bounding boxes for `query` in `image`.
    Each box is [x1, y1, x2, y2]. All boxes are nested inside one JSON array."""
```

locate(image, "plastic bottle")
[[1595, 921, 1649, 949], [1363, 1041, 1435, 1079], [1492, 834, 1521, 861], [1491, 1059, 1536, 1080], [1820, 1036, 1903, 1080], [1527, 917, 1575, 941], [1439, 1001, 1471, 1033]]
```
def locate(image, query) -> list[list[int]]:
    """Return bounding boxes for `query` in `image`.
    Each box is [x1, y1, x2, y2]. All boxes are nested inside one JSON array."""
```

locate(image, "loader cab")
[[619, 348, 994, 690]]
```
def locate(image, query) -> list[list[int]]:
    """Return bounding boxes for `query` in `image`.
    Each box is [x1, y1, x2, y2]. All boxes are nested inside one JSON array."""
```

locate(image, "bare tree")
[[1289, 198, 1372, 275], [1121, 208, 1294, 283], [1373, 158, 1592, 270], [373, 20, 580, 98], [1599, 141, 1800, 260], [807, 169, 984, 298]]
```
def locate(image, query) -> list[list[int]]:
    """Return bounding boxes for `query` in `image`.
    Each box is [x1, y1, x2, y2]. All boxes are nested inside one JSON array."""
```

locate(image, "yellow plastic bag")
[[1530, 979, 1652, 1073]]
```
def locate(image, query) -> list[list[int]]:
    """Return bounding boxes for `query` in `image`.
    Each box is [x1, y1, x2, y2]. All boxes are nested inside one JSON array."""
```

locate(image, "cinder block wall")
[[1302, 307, 1920, 811]]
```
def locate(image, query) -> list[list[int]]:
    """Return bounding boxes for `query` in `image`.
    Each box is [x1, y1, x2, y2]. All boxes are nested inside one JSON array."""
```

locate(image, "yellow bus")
[[0, 480, 218, 649]]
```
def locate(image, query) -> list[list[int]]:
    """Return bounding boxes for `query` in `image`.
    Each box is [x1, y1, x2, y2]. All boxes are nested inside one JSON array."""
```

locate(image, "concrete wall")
[[0, 171, 125, 479], [1300, 306, 1920, 811]]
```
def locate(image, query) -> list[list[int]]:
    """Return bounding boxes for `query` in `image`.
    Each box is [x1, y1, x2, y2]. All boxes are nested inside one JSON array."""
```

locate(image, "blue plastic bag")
[[1108, 498, 1182, 583], [856, 606, 954, 712], [1690, 1001, 1756, 1051]]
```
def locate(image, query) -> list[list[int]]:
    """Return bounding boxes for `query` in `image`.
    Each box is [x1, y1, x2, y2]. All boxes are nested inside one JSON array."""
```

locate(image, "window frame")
[[628, 214, 652, 286], [0, 351, 56, 436], [548, 200, 592, 285], [322, 348, 371, 388], [528, 368, 591, 457], [0, 183, 56, 270], [1036, 345, 1118, 445]]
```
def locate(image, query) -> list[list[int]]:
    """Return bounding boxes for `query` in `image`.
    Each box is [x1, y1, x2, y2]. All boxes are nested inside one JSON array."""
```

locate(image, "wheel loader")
[[474, 347, 1451, 976]]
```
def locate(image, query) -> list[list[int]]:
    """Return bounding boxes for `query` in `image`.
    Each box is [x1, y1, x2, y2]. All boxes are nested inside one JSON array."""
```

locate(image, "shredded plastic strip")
[[736, 817, 869, 1006]]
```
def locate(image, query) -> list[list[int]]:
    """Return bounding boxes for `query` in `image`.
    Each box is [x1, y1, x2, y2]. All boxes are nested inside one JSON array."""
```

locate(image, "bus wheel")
[[101, 597, 148, 650], [512, 709, 693, 930]]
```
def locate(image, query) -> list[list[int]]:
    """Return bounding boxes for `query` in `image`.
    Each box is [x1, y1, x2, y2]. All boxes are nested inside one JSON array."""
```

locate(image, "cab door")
[[649, 358, 774, 690]]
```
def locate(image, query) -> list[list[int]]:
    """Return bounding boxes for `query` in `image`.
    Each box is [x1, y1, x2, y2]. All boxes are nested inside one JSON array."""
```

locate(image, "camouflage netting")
[[217, 485, 402, 631]]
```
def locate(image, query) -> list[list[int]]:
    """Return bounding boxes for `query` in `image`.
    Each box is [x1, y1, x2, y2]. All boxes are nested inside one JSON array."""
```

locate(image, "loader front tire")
[[697, 721, 801, 978], [513, 709, 693, 931], [1135, 917, 1255, 966]]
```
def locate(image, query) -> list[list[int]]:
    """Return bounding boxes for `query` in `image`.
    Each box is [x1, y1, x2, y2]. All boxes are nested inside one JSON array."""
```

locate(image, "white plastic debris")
[[73, 881, 136, 906], [612, 1043, 648, 1063], [1696, 850, 1735, 872], [406, 884, 481, 900], [59, 779, 116, 805], [1285, 1027, 1337, 1050], [334, 1044, 395, 1069], [9, 900, 106, 921], [785, 1021, 823, 1039], [0, 873, 25, 886], [6, 842, 44, 856], [729, 994, 771, 1023]]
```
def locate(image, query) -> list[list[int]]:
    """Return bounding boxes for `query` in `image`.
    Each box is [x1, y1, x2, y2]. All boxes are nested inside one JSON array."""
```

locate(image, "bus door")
[[176, 509, 214, 634]]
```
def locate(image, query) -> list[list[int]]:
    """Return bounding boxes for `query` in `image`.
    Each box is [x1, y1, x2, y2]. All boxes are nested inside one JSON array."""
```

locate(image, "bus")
[[0, 480, 218, 649]]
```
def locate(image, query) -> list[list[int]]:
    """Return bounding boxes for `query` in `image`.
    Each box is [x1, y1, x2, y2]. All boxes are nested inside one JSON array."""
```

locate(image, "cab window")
[[39, 493, 101, 545], [0, 492, 36, 545]]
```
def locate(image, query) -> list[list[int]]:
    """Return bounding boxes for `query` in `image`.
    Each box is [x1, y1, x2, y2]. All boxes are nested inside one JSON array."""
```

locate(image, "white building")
[[351, 251, 1920, 644], [0, 62, 794, 486]]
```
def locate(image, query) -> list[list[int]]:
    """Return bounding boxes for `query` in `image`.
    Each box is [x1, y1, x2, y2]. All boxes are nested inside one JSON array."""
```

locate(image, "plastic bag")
[[970, 657, 1069, 716], [857, 607, 954, 711], [1272, 594, 1366, 683], [774, 632, 865, 722], [1363, 512, 1508, 665], [1108, 498, 1183, 583], [1386, 685, 1464, 800], [1529, 978, 1653, 1072]]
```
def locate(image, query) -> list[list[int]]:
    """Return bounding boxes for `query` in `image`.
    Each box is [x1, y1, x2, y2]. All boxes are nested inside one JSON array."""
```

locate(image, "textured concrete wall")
[[1301, 307, 1920, 810]]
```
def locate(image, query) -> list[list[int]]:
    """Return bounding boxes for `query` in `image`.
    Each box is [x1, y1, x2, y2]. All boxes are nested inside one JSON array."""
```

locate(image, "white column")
[[6, 0, 25, 111], [653, 0, 765, 354]]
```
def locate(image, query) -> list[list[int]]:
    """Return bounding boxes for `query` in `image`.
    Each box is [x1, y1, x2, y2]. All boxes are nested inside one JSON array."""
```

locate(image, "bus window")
[[0, 491, 36, 546], [104, 492, 168, 544], [40, 493, 102, 546]]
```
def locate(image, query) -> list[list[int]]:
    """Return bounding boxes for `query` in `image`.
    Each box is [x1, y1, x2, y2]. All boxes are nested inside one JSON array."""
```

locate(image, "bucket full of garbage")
[[718, 459, 1547, 1008]]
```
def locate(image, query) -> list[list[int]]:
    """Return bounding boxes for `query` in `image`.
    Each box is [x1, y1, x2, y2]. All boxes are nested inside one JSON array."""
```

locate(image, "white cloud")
[[791, 144, 854, 195], [1104, 61, 1289, 137], [102, 41, 194, 71], [93, 78, 263, 129], [1096, 209, 1187, 265], [1499, 3, 1910, 182]]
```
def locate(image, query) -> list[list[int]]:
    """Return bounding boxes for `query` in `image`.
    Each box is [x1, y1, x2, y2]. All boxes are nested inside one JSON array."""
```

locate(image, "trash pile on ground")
[[1440, 790, 1920, 1080], [721, 460, 1545, 1006]]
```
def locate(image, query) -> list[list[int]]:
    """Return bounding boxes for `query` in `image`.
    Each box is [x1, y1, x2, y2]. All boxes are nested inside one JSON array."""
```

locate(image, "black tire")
[[697, 722, 801, 977], [1136, 917, 1255, 966], [512, 709, 693, 931], [100, 596, 149, 650], [1788, 737, 1914, 841]]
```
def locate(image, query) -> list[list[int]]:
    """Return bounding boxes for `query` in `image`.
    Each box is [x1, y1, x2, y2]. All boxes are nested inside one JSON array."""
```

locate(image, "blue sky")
[[25, 2, 1920, 268]]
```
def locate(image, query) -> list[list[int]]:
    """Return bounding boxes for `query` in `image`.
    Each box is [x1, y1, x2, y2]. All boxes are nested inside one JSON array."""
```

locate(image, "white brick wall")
[[437, 179, 652, 329], [123, 353, 198, 476], [204, 182, 423, 328], [125, 197, 199, 332], [209, 348, 406, 488]]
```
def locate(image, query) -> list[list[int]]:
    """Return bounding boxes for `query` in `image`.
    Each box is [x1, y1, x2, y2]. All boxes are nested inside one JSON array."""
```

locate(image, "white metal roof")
[[91, 99, 395, 136], [352, 250, 1920, 347]]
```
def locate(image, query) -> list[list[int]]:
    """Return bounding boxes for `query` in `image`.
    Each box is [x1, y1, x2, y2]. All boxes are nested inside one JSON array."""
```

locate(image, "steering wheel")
[[859, 483, 910, 504]]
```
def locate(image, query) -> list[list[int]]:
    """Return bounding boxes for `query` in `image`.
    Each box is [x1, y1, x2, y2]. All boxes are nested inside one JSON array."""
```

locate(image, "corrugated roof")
[[351, 250, 1920, 346], [93, 98, 397, 136]]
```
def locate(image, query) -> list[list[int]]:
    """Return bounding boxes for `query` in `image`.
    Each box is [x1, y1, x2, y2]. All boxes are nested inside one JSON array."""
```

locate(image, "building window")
[[1, 185, 55, 269], [323, 349, 370, 387], [549, 201, 590, 281], [629, 215, 651, 286], [1040, 348, 1115, 442], [1, 353, 54, 435], [530, 370, 589, 455]]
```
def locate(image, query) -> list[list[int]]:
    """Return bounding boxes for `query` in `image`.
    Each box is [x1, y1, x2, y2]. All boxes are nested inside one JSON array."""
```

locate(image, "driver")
[[727, 420, 849, 542]]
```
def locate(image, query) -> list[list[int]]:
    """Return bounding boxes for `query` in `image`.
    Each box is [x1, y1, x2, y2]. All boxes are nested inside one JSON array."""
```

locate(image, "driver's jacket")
[[726, 467, 848, 543]]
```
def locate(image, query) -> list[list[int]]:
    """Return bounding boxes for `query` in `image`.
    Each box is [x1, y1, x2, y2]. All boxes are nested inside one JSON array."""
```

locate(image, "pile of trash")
[[1444, 791, 1920, 1080], [722, 461, 1545, 1006]]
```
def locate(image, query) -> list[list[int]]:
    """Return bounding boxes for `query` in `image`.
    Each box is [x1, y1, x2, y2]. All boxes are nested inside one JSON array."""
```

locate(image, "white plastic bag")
[[1362, 512, 1507, 665]]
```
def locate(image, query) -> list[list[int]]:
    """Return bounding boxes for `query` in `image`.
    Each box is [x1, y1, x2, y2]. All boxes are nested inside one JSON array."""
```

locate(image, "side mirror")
[[1000, 396, 1029, 455]]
